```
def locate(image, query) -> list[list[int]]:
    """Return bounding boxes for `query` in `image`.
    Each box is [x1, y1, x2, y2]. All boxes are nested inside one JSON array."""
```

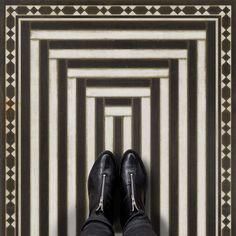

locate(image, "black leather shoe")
[[88, 150, 117, 223], [120, 149, 147, 227]]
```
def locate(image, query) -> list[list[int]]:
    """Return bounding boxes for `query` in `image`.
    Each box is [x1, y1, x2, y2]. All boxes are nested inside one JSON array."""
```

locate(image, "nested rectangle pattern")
[[4, 5, 232, 236]]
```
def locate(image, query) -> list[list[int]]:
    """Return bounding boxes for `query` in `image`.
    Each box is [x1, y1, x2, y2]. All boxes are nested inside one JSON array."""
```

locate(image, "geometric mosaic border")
[[3, 4, 232, 236]]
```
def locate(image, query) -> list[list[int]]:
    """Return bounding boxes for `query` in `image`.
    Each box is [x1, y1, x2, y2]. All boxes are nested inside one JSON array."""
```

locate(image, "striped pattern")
[[16, 18, 219, 236]]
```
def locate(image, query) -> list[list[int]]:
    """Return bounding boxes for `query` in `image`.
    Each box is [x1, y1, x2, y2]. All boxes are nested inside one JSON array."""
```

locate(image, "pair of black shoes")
[[88, 149, 147, 228]]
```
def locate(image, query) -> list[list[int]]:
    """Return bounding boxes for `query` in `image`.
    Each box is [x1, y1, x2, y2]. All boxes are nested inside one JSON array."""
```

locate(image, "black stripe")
[[232, 3, 236, 236], [58, 60, 68, 236], [132, 98, 141, 155], [150, 79, 160, 234], [114, 117, 123, 166], [15, 15, 222, 236], [86, 79, 150, 87], [113, 116, 123, 233], [12, 14, 223, 19], [31, 20, 206, 30], [67, 59, 169, 68], [50, 40, 188, 49], [217, 19, 222, 236], [206, 21, 216, 236], [39, 40, 49, 236], [169, 60, 179, 236], [21, 21, 31, 236], [187, 41, 197, 236], [105, 98, 132, 106], [95, 98, 105, 156], [76, 79, 86, 233]]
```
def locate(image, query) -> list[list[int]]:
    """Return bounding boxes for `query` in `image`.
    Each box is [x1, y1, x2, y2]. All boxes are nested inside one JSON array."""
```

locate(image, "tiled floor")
[[1, 3, 234, 236]]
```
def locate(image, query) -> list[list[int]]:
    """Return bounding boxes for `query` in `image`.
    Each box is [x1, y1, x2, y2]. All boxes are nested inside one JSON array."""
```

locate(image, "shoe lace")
[[96, 174, 106, 213], [130, 173, 139, 212]]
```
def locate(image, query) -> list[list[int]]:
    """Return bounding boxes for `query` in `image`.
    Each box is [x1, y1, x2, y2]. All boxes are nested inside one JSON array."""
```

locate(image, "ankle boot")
[[88, 150, 117, 223], [120, 149, 147, 228]]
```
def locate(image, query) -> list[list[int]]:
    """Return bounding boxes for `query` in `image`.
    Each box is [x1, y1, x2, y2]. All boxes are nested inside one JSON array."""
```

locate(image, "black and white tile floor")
[[2, 4, 233, 236]]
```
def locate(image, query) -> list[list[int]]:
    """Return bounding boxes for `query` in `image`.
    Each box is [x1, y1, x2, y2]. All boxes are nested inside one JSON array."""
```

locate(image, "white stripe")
[[67, 68, 169, 78], [105, 117, 114, 151], [123, 116, 132, 152], [86, 88, 150, 97], [86, 97, 96, 217], [49, 59, 58, 236], [178, 59, 188, 236], [105, 106, 132, 116], [141, 97, 151, 217], [160, 79, 170, 236], [30, 40, 40, 236], [67, 79, 77, 236], [197, 40, 207, 236], [31, 30, 206, 40], [49, 49, 187, 59]]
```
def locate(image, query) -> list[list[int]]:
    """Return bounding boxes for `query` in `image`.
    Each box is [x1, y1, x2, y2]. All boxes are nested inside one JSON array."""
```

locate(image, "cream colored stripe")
[[160, 78, 170, 236], [31, 30, 206, 40], [85, 97, 96, 217], [197, 40, 207, 236], [49, 59, 58, 236], [141, 97, 151, 217], [105, 116, 114, 152], [67, 79, 77, 236], [67, 68, 169, 78], [30, 40, 40, 236], [178, 59, 188, 236], [123, 116, 132, 152], [49, 49, 187, 59], [105, 106, 132, 116]]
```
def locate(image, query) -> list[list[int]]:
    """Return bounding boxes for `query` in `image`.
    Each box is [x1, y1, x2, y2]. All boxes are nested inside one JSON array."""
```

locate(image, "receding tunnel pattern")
[[3, 5, 233, 236]]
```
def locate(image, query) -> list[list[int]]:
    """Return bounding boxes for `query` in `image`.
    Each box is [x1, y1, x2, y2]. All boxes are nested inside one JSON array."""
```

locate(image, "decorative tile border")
[[4, 5, 232, 235], [220, 7, 232, 235]]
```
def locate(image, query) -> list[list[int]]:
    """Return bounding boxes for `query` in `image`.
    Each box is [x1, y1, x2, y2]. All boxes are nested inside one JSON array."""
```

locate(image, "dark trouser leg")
[[80, 212, 114, 236], [123, 210, 157, 236]]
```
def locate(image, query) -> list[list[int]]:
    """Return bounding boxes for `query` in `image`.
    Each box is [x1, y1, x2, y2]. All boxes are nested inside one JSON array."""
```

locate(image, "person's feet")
[[120, 149, 147, 227], [87, 149, 147, 227], [88, 150, 117, 223]]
